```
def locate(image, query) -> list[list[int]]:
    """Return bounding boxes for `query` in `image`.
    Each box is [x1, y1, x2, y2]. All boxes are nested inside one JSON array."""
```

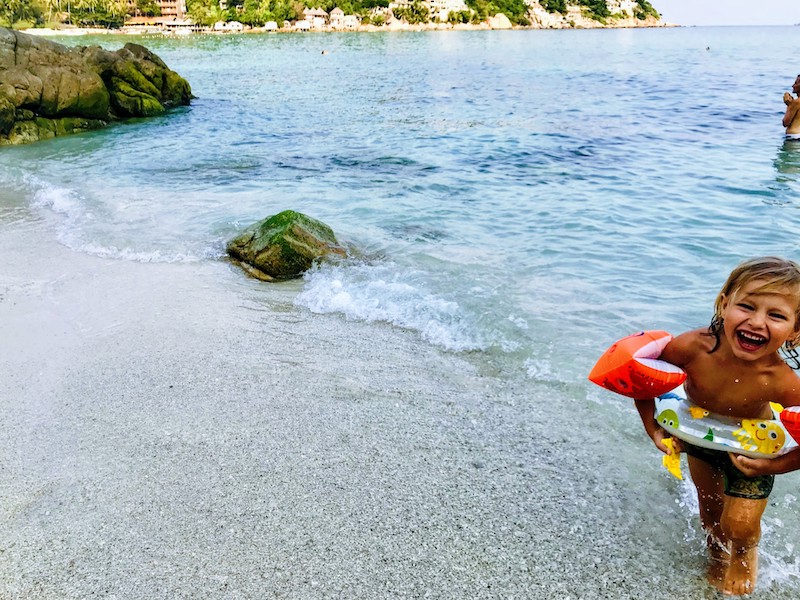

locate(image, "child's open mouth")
[[736, 330, 768, 351]]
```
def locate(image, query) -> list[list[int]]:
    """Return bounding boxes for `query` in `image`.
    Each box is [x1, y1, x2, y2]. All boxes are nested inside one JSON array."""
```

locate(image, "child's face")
[[721, 280, 800, 361]]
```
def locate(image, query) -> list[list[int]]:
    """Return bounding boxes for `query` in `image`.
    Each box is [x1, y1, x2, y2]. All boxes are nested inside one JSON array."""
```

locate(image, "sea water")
[[3, 25, 800, 595]]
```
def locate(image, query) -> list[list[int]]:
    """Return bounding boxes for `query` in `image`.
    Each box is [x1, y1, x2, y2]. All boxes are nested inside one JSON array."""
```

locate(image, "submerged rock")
[[227, 210, 346, 281], [0, 27, 192, 145]]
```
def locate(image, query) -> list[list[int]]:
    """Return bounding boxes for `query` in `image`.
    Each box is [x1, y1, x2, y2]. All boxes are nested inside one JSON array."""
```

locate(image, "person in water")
[[636, 257, 800, 596], [783, 75, 800, 136]]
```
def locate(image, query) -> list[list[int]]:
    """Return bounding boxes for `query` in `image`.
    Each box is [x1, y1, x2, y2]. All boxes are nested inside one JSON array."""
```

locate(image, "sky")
[[654, 0, 800, 26]]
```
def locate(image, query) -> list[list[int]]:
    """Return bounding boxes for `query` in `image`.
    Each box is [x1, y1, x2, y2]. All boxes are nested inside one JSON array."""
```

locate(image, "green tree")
[[465, 0, 527, 24], [634, 0, 658, 20], [0, 0, 45, 28], [133, 0, 162, 16], [186, 0, 229, 25], [393, 1, 429, 24], [447, 9, 470, 23], [68, 0, 127, 27], [579, 0, 609, 21]]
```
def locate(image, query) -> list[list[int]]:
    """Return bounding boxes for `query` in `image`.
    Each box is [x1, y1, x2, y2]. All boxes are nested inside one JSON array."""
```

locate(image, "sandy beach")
[[0, 216, 719, 599]]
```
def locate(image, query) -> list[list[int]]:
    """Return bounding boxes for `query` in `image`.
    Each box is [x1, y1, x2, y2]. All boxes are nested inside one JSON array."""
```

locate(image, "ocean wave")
[[294, 260, 492, 352], [27, 175, 218, 263]]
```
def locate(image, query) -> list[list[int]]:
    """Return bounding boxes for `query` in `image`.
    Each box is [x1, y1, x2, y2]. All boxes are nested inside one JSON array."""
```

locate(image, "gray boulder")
[[0, 27, 192, 145], [227, 210, 346, 281]]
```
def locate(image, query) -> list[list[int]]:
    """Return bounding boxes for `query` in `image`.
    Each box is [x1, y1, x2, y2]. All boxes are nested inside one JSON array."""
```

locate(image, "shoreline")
[[20, 19, 677, 38]]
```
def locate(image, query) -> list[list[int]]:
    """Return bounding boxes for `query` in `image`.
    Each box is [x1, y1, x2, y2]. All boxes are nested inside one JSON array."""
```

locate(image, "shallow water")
[[3, 25, 800, 597]]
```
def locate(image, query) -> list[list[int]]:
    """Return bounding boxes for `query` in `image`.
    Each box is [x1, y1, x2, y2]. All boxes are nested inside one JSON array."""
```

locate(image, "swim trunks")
[[683, 442, 774, 499]]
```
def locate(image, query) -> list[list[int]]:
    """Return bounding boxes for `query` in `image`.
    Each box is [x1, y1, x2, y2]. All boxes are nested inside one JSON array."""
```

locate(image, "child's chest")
[[685, 363, 776, 419]]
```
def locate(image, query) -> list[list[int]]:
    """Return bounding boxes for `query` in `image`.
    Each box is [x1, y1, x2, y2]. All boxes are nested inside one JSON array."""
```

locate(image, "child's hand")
[[785, 92, 795, 105], [729, 453, 775, 476], [652, 427, 682, 455]]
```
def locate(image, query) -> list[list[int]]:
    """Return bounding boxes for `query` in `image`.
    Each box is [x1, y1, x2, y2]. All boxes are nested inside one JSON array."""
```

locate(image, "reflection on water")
[[774, 138, 800, 176], [768, 138, 800, 203]]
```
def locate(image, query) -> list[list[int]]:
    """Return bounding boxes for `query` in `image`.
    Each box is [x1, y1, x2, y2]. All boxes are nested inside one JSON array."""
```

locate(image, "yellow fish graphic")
[[733, 420, 786, 455]]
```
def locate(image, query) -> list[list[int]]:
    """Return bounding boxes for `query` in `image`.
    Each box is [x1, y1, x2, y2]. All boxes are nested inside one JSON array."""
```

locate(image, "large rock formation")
[[0, 28, 192, 145], [227, 210, 347, 281], [526, 1, 667, 29]]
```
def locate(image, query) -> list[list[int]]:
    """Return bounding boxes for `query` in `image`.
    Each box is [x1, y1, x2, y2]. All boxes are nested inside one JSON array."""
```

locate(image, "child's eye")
[[770, 313, 788, 320], [737, 303, 754, 310]]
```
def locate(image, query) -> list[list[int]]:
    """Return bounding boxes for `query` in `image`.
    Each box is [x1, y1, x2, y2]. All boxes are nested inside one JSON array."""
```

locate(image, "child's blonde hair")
[[710, 256, 800, 351]]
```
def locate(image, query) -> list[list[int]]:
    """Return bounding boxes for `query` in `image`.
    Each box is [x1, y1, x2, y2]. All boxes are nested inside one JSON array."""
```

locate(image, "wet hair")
[[708, 256, 800, 367]]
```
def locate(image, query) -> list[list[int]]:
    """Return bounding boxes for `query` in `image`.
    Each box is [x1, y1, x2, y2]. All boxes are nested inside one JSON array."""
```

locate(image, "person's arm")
[[783, 98, 800, 128], [632, 330, 700, 455], [730, 447, 800, 476], [634, 397, 678, 455], [732, 372, 800, 475]]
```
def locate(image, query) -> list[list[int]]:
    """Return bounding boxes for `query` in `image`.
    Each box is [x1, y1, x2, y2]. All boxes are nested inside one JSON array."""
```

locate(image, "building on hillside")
[[342, 14, 360, 29], [329, 7, 360, 30], [160, 0, 187, 18], [329, 7, 345, 27], [607, 0, 639, 17], [389, 0, 467, 22], [125, 0, 186, 18], [123, 14, 199, 30], [302, 7, 329, 29], [213, 20, 244, 31]]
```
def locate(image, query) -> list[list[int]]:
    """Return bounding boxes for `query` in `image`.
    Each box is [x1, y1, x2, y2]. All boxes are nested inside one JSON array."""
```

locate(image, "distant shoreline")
[[21, 20, 676, 38]]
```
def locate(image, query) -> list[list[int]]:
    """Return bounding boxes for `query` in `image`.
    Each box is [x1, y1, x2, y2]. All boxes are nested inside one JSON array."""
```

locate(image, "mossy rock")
[[227, 210, 345, 280], [0, 28, 192, 145], [0, 115, 106, 145], [108, 76, 164, 117], [111, 59, 161, 99], [0, 97, 14, 134]]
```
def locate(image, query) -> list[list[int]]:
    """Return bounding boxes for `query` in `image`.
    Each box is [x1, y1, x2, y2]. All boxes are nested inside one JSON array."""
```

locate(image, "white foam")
[[31, 178, 85, 221], [760, 518, 800, 587], [523, 358, 559, 382], [295, 261, 489, 352], [27, 176, 207, 263], [674, 468, 800, 588]]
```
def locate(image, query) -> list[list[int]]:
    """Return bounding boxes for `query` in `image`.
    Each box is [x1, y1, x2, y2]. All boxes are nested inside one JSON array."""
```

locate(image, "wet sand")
[[0, 222, 795, 599]]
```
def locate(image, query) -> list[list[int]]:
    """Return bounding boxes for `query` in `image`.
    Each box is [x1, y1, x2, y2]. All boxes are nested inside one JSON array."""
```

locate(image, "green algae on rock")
[[0, 27, 192, 145], [227, 210, 346, 281]]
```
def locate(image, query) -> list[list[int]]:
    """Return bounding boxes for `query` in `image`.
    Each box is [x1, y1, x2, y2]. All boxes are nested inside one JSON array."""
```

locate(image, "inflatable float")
[[588, 330, 686, 399], [589, 330, 800, 452], [656, 387, 797, 459]]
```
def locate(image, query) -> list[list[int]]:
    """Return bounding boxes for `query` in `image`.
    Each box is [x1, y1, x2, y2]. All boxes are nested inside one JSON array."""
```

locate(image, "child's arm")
[[730, 449, 800, 476], [633, 330, 700, 455], [731, 373, 800, 475], [635, 398, 681, 455]]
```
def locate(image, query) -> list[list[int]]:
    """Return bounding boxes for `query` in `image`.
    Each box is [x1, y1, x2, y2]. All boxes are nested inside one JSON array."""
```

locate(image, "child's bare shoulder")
[[775, 364, 800, 407], [661, 328, 713, 366]]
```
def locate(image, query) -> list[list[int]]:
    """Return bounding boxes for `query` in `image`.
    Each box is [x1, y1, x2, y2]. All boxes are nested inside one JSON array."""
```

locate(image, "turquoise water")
[[5, 28, 800, 373], [4, 25, 800, 594]]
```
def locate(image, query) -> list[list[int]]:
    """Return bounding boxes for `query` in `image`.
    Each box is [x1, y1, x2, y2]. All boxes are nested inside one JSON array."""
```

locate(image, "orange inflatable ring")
[[588, 330, 687, 399]]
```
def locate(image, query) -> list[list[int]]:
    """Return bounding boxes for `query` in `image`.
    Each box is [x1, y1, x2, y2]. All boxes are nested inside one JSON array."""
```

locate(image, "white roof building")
[[607, 0, 639, 17], [330, 7, 360, 29]]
